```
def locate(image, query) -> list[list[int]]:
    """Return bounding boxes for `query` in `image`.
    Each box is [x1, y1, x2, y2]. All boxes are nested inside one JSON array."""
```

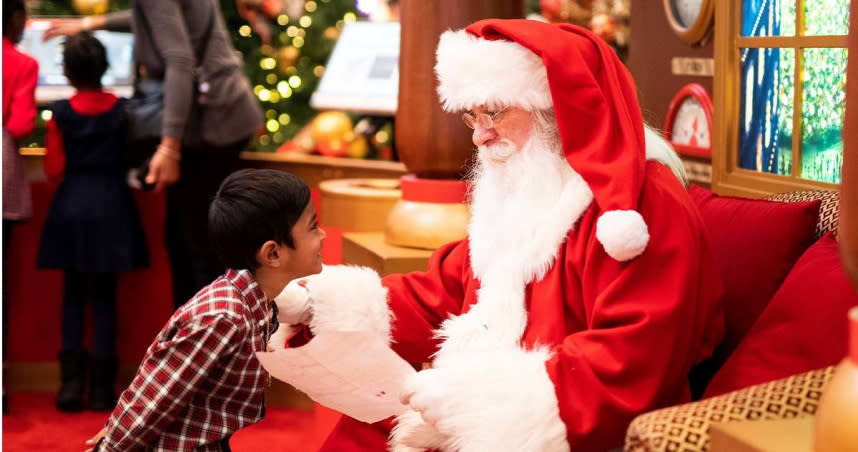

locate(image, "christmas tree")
[[223, 0, 357, 151]]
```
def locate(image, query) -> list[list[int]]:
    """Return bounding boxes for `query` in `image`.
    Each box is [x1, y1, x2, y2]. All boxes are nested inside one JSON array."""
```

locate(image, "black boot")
[[89, 355, 118, 411], [56, 350, 87, 412]]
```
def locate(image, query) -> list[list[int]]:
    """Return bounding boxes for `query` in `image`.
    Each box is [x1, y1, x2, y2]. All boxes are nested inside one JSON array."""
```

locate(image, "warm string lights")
[[232, 0, 358, 150]]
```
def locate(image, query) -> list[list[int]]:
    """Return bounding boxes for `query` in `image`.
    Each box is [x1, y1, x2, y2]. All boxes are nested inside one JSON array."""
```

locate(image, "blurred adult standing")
[[3, 0, 37, 227], [3, 0, 39, 414], [45, 0, 264, 308]]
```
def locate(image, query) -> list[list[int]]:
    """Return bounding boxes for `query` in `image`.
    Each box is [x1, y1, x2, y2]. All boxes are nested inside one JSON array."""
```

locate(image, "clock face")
[[664, 0, 713, 44], [671, 0, 704, 28], [671, 97, 710, 149]]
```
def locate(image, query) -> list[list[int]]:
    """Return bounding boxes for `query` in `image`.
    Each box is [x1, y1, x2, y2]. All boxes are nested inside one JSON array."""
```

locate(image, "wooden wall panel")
[[627, 4, 714, 131]]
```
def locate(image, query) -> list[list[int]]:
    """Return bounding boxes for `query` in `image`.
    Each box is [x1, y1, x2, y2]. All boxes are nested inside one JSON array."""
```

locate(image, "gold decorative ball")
[[323, 26, 340, 40], [277, 46, 300, 73], [72, 0, 109, 15], [347, 135, 369, 159], [311, 111, 353, 157]]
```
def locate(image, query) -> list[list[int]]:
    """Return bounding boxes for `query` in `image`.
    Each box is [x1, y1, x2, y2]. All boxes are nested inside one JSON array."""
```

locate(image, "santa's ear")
[[256, 240, 282, 268]]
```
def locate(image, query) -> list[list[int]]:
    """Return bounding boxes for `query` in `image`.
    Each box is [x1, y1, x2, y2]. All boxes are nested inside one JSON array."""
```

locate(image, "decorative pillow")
[[765, 190, 840, 239], [688, 185, 821, 361], [704, 233, 858, 397]]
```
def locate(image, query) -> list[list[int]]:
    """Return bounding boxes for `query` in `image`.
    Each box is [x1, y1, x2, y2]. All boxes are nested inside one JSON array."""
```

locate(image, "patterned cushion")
[[765, 190, 840, 238], [624, 366, 834, 452]]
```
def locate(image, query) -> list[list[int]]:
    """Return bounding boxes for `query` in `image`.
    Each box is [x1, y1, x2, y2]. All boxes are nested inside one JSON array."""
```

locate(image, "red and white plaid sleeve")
[[98, 314, 245, 451]]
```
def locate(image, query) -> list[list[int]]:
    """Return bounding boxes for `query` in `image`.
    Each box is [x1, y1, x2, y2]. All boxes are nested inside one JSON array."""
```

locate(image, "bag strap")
[[134, 2, 215, 77]]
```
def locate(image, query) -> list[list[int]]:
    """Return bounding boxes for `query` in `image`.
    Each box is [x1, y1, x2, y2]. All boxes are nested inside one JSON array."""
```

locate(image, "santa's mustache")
[[477, 139, 517, 165]]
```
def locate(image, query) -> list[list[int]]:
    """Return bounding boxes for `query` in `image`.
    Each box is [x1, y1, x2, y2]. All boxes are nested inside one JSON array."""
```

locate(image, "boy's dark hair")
[[62, 32, 108, 88], [3, 0, 26, 40], [209, 169, 311, 270]]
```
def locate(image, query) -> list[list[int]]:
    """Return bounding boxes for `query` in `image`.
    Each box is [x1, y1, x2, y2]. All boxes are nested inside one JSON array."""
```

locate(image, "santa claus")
[[278, 19, 724, 451]]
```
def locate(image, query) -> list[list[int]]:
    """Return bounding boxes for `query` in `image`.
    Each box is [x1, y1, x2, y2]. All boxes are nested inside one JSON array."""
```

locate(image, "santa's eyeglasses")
[[462, 107, 510, 129]]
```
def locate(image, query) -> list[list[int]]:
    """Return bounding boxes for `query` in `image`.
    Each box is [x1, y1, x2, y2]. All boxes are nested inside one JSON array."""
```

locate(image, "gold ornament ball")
[[347, 136, 369, 159], [72, 0, 109, 15], [311, 112, 353, 157], [589, 14, 617, 43], [323, 26, 340, 40], [277, 46, 301, 73]]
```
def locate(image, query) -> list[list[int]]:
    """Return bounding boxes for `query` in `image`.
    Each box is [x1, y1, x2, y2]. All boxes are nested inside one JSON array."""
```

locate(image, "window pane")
[[801, 48, 845, 183], [804, 0, 850, 36], [739, 47, 794, 176], [742, 0, 794, 36]]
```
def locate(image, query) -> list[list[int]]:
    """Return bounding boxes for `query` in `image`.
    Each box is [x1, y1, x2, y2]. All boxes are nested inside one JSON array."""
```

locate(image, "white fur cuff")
[[303, 265, 392, 344]]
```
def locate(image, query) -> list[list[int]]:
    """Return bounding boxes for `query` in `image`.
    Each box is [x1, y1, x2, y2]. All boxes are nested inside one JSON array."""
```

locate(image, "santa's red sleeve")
[[381, 240, 470, 363]]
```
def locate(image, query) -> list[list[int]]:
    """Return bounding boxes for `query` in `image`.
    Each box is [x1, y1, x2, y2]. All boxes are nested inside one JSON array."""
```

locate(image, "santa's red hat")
[[435, 19, 649, 261]]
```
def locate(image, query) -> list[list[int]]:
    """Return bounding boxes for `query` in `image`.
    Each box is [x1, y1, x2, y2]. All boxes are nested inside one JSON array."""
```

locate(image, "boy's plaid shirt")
[[98, 269, 275, 451]]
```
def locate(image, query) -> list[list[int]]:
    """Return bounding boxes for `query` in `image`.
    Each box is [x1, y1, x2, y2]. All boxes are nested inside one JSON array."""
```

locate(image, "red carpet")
[[2, 393, 317, 451]]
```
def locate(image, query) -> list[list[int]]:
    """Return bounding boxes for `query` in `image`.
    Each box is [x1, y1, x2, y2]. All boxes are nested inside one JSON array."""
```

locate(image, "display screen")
[[19, 18, 134, 88], [310, 21, 399, 115]]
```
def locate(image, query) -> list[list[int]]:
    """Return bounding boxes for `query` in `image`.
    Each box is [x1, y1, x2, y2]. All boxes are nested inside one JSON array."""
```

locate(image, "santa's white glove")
[[394, 349, 570, 452], [389, 409, 448, 452], [401, 368, 451, 431], [267, 281, 312, 350], [274, 280, 312, 325]]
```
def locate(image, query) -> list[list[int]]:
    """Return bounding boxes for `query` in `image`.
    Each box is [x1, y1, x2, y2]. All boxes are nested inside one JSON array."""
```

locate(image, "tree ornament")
[[347, 135, 370, 158], [72, 0, 109, 15], [589, 13, 616, 42], [277, 46, 301, 73], [310, 111, 353, 157]]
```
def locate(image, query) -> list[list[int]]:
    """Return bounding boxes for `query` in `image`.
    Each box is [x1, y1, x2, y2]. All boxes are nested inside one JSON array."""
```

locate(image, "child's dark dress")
[[37, 98, 148, 272]]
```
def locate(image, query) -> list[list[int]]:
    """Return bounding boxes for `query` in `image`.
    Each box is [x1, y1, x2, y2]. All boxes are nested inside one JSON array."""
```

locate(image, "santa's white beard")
[[467, 128, 584, 282]]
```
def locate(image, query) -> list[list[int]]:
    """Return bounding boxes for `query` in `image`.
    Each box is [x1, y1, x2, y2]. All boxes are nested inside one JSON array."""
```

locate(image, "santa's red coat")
[[320, 163, 724, 451]]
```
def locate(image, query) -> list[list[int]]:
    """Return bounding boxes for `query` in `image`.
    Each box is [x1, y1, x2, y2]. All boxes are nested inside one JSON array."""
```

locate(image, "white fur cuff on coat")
[[391, 347, 569, 452], [303, 265, 392, 345], [435, 29, 552, 112]]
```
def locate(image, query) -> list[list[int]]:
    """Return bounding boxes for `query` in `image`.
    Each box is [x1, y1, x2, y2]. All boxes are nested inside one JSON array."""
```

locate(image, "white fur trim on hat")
[[435, 29, 552, 112], [595, 210, 650, 261]]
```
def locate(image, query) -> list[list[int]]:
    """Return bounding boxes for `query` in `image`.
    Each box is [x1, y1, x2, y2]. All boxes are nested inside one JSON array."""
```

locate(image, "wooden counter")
[[20, 148, 408, 187], [240, 151, 407, 188]]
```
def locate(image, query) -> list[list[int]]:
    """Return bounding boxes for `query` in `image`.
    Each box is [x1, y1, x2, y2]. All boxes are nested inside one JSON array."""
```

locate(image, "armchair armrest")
[[624, 366, 834, 452]]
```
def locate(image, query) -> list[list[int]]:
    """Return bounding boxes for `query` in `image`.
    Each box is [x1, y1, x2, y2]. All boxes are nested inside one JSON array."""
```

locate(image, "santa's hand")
[[397, 349, 570, 452], [274, 280, 312, 325], [390, 409, 448, 452], [401, 368, 449, 429]]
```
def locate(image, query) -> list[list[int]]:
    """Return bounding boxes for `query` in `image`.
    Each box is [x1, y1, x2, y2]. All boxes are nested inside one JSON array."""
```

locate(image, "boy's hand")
[[84, 427, 107, 452]]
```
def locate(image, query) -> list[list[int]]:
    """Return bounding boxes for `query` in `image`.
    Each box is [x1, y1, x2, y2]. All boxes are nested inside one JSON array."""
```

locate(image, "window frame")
[[712, 0, 848, 197]]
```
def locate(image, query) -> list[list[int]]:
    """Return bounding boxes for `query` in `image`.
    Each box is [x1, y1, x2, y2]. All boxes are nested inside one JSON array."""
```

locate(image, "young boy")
[[88, 168, 325, 451]]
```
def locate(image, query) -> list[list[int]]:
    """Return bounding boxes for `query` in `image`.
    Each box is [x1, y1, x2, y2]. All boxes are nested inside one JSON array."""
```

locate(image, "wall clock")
[[663, 0, 715, 45], [664, 83, 713, 159]]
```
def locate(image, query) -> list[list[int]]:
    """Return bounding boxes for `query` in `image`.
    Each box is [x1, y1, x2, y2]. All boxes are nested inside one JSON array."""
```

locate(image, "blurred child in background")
[[37, 32, 148, 412]]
